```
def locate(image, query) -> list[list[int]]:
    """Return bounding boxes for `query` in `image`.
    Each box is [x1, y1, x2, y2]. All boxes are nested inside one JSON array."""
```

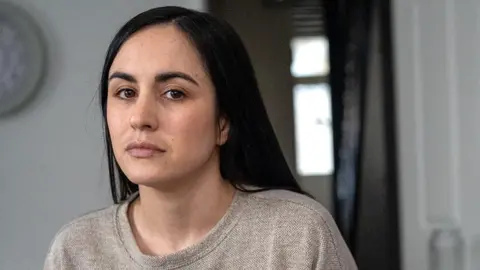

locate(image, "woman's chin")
[[125, 171, 168, 187]]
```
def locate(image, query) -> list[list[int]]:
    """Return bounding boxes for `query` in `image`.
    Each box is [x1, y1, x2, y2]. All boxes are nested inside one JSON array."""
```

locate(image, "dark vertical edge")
[[379, 0, 402, 269], [206, 0, 212, 12], [323, 0, 346, 229], [349, 0, 374, 255]]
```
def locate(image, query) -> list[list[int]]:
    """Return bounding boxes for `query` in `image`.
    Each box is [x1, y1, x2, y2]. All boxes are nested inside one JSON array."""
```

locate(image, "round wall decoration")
[[0, 2, 46, 116]]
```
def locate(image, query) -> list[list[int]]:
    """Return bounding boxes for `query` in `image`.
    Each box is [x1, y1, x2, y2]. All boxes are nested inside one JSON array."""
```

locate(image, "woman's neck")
[[129, 172, 235, 256]]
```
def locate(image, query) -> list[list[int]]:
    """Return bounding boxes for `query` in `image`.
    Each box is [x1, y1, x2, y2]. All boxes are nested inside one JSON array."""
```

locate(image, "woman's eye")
[[117, 88, 136, 99], [165, 90, 185, 100]]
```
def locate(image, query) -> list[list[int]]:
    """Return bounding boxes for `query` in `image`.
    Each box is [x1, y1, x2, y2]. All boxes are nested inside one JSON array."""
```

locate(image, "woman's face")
[[107, 25, 228, 187]]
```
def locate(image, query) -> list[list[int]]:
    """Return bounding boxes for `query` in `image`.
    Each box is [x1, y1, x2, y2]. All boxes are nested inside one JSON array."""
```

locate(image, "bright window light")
[[290, 36, 330, 77], [293, 83, 334, 176]]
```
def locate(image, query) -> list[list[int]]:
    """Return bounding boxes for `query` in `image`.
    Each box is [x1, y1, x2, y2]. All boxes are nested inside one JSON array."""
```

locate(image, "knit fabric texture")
[[44, 189, 357, 269]]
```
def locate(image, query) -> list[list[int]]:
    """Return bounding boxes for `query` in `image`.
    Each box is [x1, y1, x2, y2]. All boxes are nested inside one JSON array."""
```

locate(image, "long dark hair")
[[100, 6, 307, 203]]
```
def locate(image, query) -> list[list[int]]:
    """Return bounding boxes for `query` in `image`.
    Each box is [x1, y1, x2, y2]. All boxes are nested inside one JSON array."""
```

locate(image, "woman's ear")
[[217, 116, 230, 146]]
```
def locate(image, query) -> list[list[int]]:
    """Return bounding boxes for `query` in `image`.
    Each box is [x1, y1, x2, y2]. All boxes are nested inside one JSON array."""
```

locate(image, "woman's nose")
[[129, 96, 159, 131]]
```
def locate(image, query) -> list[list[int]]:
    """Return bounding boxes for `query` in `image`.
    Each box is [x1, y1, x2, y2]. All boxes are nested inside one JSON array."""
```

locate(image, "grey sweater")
[[44, 189, 357, 269]]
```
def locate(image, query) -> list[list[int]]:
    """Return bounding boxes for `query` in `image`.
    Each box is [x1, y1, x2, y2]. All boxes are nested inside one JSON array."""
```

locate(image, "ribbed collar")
[[114, 190, 246, 269]]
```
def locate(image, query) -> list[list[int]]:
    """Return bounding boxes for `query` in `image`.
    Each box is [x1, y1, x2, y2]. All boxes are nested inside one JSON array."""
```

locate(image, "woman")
[[45, 6, 357, 270]]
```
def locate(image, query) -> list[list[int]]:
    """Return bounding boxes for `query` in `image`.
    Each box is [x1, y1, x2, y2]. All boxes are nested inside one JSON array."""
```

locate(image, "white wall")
[[0, 1, 204, 269], [393, 0, 480, 269]]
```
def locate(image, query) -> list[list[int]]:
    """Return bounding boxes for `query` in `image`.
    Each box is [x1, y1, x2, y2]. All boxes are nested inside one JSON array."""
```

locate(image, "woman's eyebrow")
[[108, 72, 136, 83], [108, 71, 199, 86], [155, 71, 199, 86]]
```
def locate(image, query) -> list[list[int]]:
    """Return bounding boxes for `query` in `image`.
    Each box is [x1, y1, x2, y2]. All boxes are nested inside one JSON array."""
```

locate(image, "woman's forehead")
[[110, 24, 205, 77]]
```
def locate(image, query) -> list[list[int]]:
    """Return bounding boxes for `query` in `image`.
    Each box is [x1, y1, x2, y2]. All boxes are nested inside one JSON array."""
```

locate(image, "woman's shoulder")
[[51, 204, 119, 243], [44, 203, 122, 268], [243, 188, 340, 237], [242, 189, 357, 269], [246, 189, 334, 223]]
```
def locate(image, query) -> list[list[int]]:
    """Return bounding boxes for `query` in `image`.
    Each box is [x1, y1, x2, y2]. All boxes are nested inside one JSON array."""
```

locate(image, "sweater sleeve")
[[43, 249, 61, 270], [312, 209, 358, 270], [43, 228, 69, 270]]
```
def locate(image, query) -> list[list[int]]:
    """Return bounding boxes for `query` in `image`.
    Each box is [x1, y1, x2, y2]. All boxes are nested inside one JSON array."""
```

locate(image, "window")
[[291, 36, 329, 77], [291, 36, 333, 176]]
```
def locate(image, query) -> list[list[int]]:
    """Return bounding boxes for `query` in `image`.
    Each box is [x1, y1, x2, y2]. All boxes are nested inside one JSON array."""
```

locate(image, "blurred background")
[[0, 0, 478, 269]]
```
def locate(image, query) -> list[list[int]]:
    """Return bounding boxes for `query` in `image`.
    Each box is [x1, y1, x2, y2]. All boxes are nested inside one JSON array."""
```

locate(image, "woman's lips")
[[127, 148, 158, 158], [125, 142, 165, 158]]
